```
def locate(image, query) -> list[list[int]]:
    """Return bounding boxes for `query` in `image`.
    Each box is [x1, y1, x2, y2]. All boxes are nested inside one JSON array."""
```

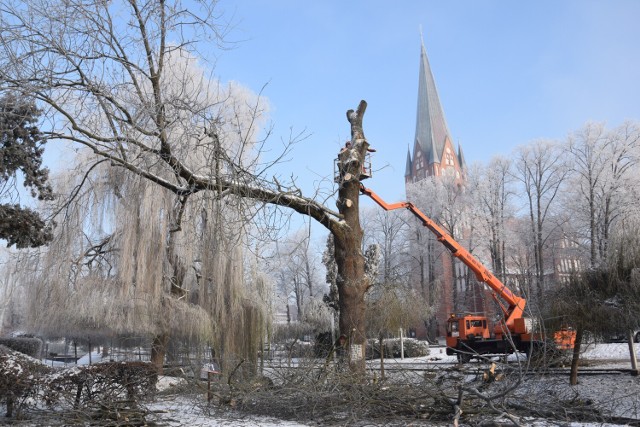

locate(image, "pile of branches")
[[210, 360, 613, 426]]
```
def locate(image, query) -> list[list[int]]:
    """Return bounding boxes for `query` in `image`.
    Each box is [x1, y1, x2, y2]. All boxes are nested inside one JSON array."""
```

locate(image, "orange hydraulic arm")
[[360, 185, 526, 330]]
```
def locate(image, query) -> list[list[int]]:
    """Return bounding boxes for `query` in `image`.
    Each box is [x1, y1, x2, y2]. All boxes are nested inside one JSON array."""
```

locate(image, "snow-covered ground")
[[143, 343, 640, 427], [12, 342, 640, 426], [396, 343, 640, 368]]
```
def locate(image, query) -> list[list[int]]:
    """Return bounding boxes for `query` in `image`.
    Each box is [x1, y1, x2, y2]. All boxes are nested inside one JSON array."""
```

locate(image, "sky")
[[208, 0, 640, 205]]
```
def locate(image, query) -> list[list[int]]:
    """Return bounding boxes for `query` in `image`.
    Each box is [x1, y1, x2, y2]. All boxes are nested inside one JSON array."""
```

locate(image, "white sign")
[[350, 343, 364, 361]]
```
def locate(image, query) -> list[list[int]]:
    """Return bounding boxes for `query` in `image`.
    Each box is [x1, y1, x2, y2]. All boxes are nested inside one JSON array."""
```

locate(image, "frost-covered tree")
[[361, 205, 411, 285], [560, 121, 639, 266], [564, 122, 610, 267], [269, 228, 324, 321], [468, 157, 515, 281], [512, 140, 569, 303], [0, 95, 54, 248], [593, 122, 640, 261]]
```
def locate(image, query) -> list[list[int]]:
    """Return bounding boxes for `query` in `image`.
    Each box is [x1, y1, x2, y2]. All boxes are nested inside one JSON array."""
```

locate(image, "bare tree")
[[512, 140, 569, 304], [361, 206, 411, 285], [365, 282, 427, 378], [469, 156, 515, 281], [595, 122, 640, 261], [0, 0, 375, 372], [564, 122, 610, 267], [269, 228, 323, 321]]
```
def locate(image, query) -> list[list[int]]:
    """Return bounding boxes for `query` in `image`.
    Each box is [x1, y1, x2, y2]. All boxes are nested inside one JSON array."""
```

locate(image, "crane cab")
[[553, 327, 577, 350], [445, 313, 490, 349]]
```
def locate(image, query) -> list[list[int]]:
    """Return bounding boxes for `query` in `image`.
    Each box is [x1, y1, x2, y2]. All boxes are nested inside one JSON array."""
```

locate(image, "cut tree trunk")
[[333, 101, 372, 373]]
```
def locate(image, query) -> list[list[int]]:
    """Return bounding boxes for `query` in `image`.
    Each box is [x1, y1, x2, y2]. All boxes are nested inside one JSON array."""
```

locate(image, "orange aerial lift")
[[360, 184, 574, 362]]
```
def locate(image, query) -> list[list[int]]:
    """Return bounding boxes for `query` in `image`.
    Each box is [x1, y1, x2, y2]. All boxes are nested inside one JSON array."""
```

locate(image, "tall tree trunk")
[[305, 254, 314, 298], [334, 222, 367, 372], [536, 215, 545, 304], [151, 333, 169, 374], [569, 326, 584, 385], [589, 188, 597, 267], [333, 101, 371, 373], [379, 333, 385, 381], [294, 276, 303, 320], [450, 255, 459, 312], [628, 330, 639, 375]]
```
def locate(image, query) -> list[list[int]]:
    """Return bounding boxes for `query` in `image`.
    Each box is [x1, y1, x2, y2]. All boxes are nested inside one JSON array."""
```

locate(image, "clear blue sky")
[[212, 0, 640, 203]]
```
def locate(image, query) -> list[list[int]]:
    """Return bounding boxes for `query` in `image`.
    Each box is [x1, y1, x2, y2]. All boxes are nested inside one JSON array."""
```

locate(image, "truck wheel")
[[457, 352, 472, 364]]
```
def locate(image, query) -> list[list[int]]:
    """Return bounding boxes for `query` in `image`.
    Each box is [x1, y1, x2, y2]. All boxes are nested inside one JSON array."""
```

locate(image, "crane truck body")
[[360, 185, 574, 362]]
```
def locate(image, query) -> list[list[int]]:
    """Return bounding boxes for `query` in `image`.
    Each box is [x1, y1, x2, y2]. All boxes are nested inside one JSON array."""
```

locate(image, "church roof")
[[413, 40, 452, 165]]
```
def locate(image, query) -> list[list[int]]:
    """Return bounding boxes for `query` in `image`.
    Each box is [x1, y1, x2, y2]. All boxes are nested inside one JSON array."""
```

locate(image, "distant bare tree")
[[269, 228, 323, 321], [469, 156, 515, 281], [361, 206, 411, 285], [512, 140, 569, 304], [564, 122, 609, 267], [594, 122, 640, 260]]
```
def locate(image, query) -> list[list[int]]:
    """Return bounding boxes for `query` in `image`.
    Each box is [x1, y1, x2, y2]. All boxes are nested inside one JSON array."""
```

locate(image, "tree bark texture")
[[334, 100, 371, 372], [150, 333, 169, 374], [569, 326, 583, 385]]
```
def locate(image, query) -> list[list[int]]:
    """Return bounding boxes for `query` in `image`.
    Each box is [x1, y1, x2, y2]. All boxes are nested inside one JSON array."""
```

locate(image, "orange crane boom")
[[359, 184, 526, 331]]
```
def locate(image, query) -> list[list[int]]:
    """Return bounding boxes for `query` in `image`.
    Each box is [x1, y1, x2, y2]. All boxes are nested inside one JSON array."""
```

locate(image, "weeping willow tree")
[[7, 40, 274, 373], [15, 145, 270, 373], [1, 0, 376, 372]]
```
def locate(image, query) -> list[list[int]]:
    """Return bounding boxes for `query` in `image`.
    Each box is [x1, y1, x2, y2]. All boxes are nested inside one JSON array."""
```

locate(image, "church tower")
[[405, 39, 477, 339], [405, 40, 467, 183]]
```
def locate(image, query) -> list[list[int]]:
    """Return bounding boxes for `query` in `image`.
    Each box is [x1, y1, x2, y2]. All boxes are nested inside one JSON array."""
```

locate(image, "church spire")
[[457, 143, 467, 172], [413, 38, 452, 167], [404, 145, 413, 177]]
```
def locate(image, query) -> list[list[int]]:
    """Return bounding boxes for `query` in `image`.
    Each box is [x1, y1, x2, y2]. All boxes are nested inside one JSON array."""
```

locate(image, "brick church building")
[[403, 40, 482, 339]]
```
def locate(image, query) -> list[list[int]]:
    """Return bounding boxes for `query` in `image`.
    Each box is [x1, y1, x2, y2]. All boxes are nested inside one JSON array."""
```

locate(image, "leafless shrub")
[[0, 336, 43, 358], [272, 322, 316, 343], [0, 345, 51, 418], [366, 338, 430, 359], [43, 361, 158, 410]]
